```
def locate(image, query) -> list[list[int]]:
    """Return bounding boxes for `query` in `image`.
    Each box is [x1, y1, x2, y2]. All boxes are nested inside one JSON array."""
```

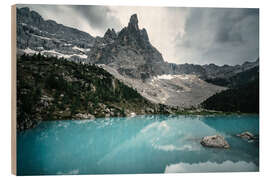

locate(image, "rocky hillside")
[[17, 54, 183, 131], [205, 64, 259, 87], [16, 7, 95, 62], [100, 64, 226, 108]]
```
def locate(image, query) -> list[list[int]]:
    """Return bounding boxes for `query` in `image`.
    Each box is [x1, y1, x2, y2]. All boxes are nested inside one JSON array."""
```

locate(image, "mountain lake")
[[17, 114, 259, 175]]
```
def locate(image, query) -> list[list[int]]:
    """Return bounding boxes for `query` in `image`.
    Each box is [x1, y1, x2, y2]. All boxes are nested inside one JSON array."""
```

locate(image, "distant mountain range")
[[16, 7, 259, 108]]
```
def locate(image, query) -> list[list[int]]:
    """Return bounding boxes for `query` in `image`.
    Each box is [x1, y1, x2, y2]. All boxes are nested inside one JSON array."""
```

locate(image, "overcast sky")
[[17, 4, 259, 65]]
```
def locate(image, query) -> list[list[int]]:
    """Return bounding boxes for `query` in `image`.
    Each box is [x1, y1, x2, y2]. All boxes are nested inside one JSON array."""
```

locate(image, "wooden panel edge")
[[11, 4, 17, 175]]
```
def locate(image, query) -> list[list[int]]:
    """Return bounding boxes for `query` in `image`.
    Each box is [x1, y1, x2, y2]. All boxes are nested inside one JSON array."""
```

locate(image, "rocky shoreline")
[[17, 105, 258, 132]]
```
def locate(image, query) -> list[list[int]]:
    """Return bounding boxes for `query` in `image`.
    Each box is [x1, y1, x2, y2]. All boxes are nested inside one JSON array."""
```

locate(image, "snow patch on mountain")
[[42, 50, 71, 58], [156, 74, 174, 80], [72, 46, 91, 52], [32, 34, 51, 41], [23, 48, 38, 54], [22, 48, 88, 59], [155, 74, 191, 81], [74, 54, 88, 59]]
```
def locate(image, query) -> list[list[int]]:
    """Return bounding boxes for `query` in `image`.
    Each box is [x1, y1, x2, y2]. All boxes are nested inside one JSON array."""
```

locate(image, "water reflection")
[[17, 114, 259, 175], [165, 160, 258, 173]]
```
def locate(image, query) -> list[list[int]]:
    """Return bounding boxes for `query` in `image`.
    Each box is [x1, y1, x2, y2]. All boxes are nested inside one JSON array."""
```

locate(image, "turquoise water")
[[17, 115, 259, 175]]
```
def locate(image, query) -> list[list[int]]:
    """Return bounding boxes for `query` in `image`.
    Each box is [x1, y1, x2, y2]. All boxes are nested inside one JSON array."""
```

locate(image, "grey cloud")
[[69, 5, 122, 32], [16, 4, 122, 36], [175, 8, 259, 65], [213, 8, 258, 44]]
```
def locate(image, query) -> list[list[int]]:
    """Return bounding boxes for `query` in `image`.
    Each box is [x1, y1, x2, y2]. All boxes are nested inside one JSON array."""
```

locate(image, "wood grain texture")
[[11, 4, 17, 175]]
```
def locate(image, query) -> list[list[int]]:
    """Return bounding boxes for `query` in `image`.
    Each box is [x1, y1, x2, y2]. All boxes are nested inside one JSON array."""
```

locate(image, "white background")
[[0, 0, 269, 179]]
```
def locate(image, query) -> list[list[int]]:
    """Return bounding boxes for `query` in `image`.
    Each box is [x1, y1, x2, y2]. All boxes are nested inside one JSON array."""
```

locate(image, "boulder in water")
[[236, 131, 255, 140], [200, 135, 230, 149]]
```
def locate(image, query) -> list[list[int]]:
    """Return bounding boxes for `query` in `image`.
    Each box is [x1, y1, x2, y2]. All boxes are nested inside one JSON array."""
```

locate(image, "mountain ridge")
[[16, 7, 259, 108], [16, 7, 259, 81]]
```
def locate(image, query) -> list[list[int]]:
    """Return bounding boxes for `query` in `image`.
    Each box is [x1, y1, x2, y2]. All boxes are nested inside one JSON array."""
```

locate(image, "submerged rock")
[[200, 135, 230, 149], [236, 131, 255, 140]]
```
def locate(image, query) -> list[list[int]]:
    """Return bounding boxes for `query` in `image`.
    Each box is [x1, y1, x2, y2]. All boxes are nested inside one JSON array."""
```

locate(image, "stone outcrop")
[[104, 28, 117, 42], [236, 131, 255, 140], [128, 14, 139, 31], [200, 135, 230, 149]]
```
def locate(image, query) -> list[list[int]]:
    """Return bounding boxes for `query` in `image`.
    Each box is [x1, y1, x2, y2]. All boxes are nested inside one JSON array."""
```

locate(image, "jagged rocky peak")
[[87, 13, 167, 79], [128, 14, 149, 41], [118, 13, 150, 45], [104, 28, 117, 40], [128, 14, 139, 31]]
